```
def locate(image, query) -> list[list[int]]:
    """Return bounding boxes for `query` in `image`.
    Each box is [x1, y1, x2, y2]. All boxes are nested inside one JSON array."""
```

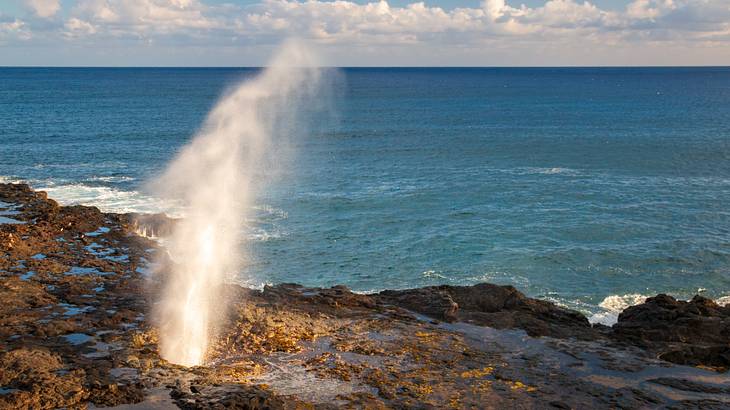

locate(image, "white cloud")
[[523, 0, 606, 28], [2, 0, 730, 64], [25, 0, 61, 18], [0, 19, 32, 42], [22, 0, 722, 44], [626, 0, 676, 20], [228, 0, 730, 43], [72, 0, 216, 29], [483, 0, 507, 20], [64, 17, 97, 37], [1, 19, 23, 32]]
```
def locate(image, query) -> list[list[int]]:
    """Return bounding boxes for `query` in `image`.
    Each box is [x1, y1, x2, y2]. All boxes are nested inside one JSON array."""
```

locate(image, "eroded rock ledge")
[[1, 182, 729, 409]]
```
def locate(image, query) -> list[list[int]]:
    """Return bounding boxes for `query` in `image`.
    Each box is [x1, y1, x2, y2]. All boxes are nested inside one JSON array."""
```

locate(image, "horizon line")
[[2, 65, 730, 69]]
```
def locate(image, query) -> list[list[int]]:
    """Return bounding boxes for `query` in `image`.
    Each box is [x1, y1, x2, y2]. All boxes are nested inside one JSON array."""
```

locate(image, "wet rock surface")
[[1, 182, 729, 409], [613, 294, 730, 371], [378, 283, 596, 339]]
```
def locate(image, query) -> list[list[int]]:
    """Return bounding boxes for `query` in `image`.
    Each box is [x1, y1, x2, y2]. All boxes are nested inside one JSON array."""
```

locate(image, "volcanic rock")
[[613, 294, 730, 369], [379, 283, 595, 339], [2, 182, 729, 409]]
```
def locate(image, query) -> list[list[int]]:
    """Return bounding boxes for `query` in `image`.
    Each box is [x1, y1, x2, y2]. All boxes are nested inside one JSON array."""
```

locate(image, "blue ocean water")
[[2, 67, 730, 321]]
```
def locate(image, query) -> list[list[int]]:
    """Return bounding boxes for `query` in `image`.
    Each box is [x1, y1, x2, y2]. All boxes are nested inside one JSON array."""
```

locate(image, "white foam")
[[233, 278, 274, 291], [717, 295, 730, 306], [589, 311, 620, 326], [0, 176, 24, 184], [497, 167, 581, 177], [539, 167, 574, 175], [588, 294, 648, 326], [252, 204, 288, 220], [246, 226, 286, 241], [86, 175, 136, 183], [422, 270, 447, 279], [5, 177, 290, 243], [599, 293, 648, 311], [8, 181, 281, 243], [37, 183, 184, 217]]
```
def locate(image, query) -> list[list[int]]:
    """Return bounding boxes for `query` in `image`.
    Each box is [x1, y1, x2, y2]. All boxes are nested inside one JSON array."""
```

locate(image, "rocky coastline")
[[1, 182, 729, 409]]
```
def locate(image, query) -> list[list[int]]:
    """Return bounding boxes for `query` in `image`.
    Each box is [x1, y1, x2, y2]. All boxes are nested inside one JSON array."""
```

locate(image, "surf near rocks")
[[1, 182, 729, 409]]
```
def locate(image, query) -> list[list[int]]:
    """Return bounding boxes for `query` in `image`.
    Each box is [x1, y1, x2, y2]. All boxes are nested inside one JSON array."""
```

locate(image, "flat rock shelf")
[[1, 182, 729, 409]]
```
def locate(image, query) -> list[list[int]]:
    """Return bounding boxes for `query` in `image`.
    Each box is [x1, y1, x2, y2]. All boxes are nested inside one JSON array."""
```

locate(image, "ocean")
[[2, 67, 729, 323]]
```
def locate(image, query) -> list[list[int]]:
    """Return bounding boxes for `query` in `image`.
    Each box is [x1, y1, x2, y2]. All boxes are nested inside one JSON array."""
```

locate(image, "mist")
[[148, 40, 329, 366]]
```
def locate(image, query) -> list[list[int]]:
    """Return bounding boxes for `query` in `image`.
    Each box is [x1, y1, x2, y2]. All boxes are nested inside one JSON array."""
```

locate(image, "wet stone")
[[1, 182, 730, 409]]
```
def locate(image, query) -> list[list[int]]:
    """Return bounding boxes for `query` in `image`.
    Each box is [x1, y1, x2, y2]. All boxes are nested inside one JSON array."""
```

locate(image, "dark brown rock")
[[659, 345, 730, 369], [379, 284, 594, 339], [3, 181, 730, 410], [379, 287, 459, 322], [0, 348, 89, 410], [128, 212, 178, 238], [88, 382, 145, 407], [647, 377, 730, 394], [612, 294, 730, 369]]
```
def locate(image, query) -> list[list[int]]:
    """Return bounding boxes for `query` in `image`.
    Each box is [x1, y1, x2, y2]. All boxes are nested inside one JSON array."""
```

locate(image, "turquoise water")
[[2, 67, 730, 319]]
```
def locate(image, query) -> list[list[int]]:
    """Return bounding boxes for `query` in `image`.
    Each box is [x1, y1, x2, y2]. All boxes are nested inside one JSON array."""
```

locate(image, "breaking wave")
[[2, 177, 288, 243], [37, 183, 184, 217], [588, 294, 648, 326], [588, 293, 730, 326]]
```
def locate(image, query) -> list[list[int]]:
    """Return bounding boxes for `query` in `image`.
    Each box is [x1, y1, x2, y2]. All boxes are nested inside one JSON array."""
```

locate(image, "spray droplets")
[[150, 41, 327, 366]]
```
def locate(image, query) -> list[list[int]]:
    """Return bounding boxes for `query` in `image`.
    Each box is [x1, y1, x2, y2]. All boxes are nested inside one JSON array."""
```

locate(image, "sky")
[[1, 0, 729, 66]]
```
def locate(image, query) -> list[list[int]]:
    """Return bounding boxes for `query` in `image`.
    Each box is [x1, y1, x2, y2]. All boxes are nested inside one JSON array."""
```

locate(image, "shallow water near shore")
[[2, 67, 730, 321]]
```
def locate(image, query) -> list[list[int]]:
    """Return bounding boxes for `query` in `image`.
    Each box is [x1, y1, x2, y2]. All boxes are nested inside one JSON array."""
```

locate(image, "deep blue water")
[[2, 67, 730, 321]]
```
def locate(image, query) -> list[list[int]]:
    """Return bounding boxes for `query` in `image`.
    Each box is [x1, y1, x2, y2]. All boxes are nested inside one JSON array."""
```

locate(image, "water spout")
[[148, 40, 326, 366]]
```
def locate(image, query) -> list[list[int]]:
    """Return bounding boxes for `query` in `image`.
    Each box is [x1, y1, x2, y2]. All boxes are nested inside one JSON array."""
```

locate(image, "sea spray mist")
[[148, 41, 329, 366]]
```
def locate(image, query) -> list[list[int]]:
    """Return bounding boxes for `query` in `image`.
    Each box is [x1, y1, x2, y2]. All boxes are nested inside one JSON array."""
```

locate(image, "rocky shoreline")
[[1, 182, 729, 409]]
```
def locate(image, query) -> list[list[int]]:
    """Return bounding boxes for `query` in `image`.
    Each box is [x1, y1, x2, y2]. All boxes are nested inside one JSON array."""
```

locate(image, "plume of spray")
[[148, 40, 328, 367]]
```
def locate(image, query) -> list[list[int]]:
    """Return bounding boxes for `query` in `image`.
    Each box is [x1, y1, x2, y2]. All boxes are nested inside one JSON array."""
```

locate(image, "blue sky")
[[1, 0, 729, 66]]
